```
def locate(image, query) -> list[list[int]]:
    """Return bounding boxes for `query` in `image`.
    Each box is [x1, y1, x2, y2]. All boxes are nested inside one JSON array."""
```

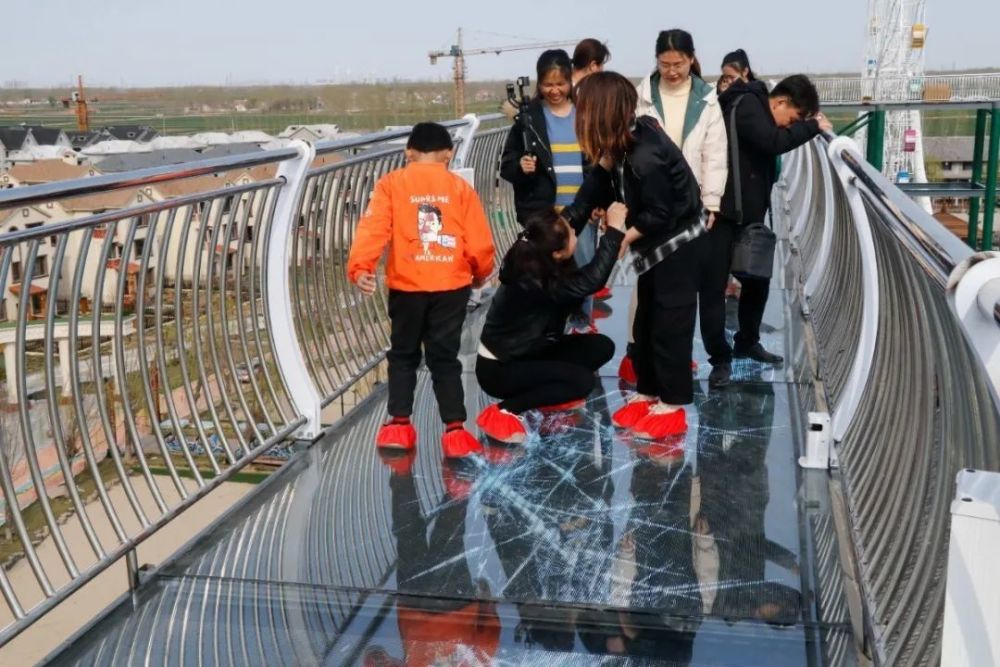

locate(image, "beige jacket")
[[636, 74, 728, 212]]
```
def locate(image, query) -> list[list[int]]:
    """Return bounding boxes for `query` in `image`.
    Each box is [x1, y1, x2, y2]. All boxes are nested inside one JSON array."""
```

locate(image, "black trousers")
[[633, 235, 708, 405], [387, 287, 471, 423], [698, 217, 771, 365], [476, 334, 614, 414]]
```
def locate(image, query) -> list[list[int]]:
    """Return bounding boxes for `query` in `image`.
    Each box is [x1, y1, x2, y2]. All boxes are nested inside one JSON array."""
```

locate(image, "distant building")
[[80, 140, 152, 157], [7, 160, 98, 185], [278, 124, 342, 143], [94, 148, 205, 173], [103, 125, 159, 142], [67, 130, 104, 150], [20, 126, 72, 148], [0, 127, 38, 163], [923, 137, 987, 182]]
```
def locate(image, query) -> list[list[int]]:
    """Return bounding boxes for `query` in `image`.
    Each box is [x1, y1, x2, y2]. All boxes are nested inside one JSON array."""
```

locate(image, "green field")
[[0, 79, 985, 138], [0, 81, 508, 135]]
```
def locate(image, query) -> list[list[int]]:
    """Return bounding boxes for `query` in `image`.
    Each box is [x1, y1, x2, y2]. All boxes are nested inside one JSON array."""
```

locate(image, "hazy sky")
[[6, 0, 997, 87]]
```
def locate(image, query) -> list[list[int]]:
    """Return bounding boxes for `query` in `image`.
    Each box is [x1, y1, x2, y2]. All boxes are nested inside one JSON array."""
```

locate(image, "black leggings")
[[476, 334, 615, 414]]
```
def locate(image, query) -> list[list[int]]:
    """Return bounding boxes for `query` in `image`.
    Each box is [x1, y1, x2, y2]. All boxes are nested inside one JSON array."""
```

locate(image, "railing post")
[[942, 469, 1000, 666], [981, 104, 1000, 251], [450, 113, 481, 171], [967, 109, 988, 249], [805, 139, 838, 299], [827, 137, 880, 443], [268, 139, 323, 439], [866, 107, 886, 173], [949, 254, 1000, 393]]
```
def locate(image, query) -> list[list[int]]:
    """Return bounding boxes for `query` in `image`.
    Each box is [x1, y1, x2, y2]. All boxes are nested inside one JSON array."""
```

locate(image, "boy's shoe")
[[441, 423, 483, 459], [477, 404, 527, 444], [612, 396, 656, 429], [376, 418, 417, 451], [377, 449, 416, 476], [594, 286, 613, 300], [538, 398, 587, 413], [618, 355, 638, 385], [632, 405, 687, 440]]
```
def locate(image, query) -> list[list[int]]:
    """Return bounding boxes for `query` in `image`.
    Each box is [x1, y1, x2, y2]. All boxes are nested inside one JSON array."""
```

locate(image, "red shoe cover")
[[477, 404, 526, 444], [482, 444, 524, 465], [632, 409, 688, 440], [612, 399, 655, 429], [441, 463, 474, 499], [538, 398, 587, 413], [690, 360, 698, 372], [376, 422, 416, 451], [377, 449, 416, 476], [594, 287, 612, 300], [635, 436, 686, 464], [441, 427, 483, 459], [618, 356, 638, 385]]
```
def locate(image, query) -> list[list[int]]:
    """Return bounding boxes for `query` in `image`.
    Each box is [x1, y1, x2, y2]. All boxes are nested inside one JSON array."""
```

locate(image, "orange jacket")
[[347, 162, 496, 292], [396, 601, 500, 666]]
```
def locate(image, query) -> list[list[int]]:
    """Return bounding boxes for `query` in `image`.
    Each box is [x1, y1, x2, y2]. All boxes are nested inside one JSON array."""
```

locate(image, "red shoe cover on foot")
[[594, 287, 612, 300], [377, 450, 416, 476], [690, 360, 698, 372], [612, 399, 655, 429], [632, 409, 688, 440], [477, 404, 526, 444], [441, 427, 483, 459], [376, 422, 416, 451], [618, 356, 637, 385], [538, 398, 586, 413]]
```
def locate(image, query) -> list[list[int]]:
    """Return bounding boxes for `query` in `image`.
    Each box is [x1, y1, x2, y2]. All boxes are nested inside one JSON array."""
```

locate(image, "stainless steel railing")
[[785, 133, 1000, 666], [0, 114, 513, 646]]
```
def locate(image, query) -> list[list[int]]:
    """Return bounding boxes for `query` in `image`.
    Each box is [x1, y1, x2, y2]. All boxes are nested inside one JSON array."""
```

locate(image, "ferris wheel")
[[863, 0, 929, 185]]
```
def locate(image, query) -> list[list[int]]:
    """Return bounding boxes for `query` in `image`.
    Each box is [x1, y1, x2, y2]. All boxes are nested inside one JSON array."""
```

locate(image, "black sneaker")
[[708, 363, 731, 389], [734, 343, 784, 365]]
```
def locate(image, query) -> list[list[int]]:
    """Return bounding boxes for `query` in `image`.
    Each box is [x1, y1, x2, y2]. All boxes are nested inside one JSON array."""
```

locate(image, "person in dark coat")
[[475, 204, 627, 444], [565, 71, 706, 440], [701, 73, 833, 389]]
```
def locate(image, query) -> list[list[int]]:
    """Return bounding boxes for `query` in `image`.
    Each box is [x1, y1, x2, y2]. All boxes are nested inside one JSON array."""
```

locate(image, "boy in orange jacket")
[[348, 122, 496, 458]]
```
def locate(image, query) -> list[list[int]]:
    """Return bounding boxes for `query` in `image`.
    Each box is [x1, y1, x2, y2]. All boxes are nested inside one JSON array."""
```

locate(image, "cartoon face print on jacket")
[[417, 203, 455, 255]]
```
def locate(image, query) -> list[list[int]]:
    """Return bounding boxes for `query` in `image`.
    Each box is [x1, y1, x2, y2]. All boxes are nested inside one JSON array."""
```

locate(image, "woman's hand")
[[706, 212, 716, 230], [520, 155, 537, 175], [619, 226, 643, 259], [606, 202, 628, 232], [598, 154, 615, 171]]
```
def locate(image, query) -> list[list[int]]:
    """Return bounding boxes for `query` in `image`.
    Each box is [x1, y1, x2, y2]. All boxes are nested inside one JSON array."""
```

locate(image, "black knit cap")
[[407, 122, 454, 152]]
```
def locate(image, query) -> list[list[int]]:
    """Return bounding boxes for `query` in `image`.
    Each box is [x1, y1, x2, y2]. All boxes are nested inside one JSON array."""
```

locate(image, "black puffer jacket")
[[718, 80, 821, 225], [499, 100, 592, 228], [479, 227, 624, 362], [563, 116, 702, 265]]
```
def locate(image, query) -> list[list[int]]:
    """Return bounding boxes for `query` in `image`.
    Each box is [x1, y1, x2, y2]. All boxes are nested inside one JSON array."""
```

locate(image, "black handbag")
[[727, 96, 777, 280]]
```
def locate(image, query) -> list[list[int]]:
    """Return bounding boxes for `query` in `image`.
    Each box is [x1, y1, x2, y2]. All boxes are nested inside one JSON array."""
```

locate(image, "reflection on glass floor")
[[50, 286, 852, 666]]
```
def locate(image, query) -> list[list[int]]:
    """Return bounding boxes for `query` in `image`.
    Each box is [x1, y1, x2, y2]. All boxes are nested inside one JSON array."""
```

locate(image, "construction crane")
[[61, 75, 92, 131], [429, 28, 577, 116]]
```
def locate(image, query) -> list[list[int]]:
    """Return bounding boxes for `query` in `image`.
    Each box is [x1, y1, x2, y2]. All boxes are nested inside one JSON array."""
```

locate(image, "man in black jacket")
[[702, 75, 833, 388]]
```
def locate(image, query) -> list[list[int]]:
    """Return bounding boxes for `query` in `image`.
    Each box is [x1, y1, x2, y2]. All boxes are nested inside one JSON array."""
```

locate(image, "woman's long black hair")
[[499, 208, 575, 292], [722, 49, 757, 81], [535, 49, 573, 99]]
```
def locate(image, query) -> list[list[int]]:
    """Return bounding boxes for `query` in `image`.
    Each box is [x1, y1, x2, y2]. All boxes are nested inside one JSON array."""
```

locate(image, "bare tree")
[[0, 404, 25, 542]]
